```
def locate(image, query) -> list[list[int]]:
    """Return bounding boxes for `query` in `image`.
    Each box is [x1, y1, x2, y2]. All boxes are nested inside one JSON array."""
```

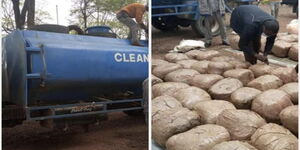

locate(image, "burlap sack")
[[196, 50, 220, 60], [190, 74, 224, 91], [251, 89, 293, 122], [164, 69, 200, 84], [287, 19, 298, 35], [152, 63, 183, 79], [279, 82, 298, 104], [152, 95, 182, 116], [229, 35, 240, 50], [164, 53, 189, 63], [152, 59, 169, 69], [176, 59, 199, 69], [173, 87, 211, 110], [279, 105, 298, 135], [247, 75, 283, 91], [152, 75, 163, 85], [209, 78, 243, 100], [207, 61, 234, 75], [271, 40, 292, 57], [288, 44, 298, 61], [166, 124, 230, 150], [211, 141, 258, 150], [228, 60, 251, 69], [152, 108, 200, 147], [271, 67, 298, 84], [185, 50, 204, 59], [251, 123, 298, 150], [152, 82, 189, 98], [249, 64, 273, 78], [230, 87, 262, 109], [194, 100, 236, 124], [216, 109, 267, 140], [277, 33, 298, 42], [190, 60, 210, 73], [211, 56, 238, 62], [223, 69, 255, 86]]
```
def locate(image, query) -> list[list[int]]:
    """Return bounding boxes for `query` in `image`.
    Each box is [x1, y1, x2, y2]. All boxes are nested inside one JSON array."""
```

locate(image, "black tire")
[[192, 16, 220, 37], [152, 16, 178, 31], [86, 32, 117, 38], [68, 25, 84, 35], [28, 24, 69, 33]]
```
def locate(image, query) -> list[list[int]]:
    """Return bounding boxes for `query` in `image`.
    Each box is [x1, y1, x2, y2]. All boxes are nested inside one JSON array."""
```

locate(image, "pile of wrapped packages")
[[152, 45, 298, 149]]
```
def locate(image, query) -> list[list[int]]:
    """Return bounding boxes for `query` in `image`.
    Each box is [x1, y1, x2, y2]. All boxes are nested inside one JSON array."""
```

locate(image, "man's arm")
[[263, 35, 276, 56]]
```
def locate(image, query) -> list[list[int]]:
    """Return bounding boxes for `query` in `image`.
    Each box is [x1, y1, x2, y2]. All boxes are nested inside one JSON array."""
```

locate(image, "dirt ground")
[[152, 4, 298, 58], [2, 112, 148, 150]]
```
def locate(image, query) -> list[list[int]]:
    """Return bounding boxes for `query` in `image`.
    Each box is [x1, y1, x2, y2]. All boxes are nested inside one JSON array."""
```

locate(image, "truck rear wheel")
[[152, 16, 178, 31], [192, 16, 220, 37]]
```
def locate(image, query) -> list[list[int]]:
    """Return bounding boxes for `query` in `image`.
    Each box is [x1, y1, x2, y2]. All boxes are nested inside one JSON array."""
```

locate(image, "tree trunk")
[[27, 0, 35, 28], [11, 0, 30, 29], [11, 0, 21, 29]]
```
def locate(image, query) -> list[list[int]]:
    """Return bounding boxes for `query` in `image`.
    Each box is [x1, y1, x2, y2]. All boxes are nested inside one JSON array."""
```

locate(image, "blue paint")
[[3, 30, 148, 106]]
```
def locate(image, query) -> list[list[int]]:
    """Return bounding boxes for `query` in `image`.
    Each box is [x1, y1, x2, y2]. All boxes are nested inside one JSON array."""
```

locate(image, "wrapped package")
[[251, 89, 293, 122], [164, 53, 189, 63], [251, 123, 298, 150], [173, 86, 211, 110], [230, 87, 262, 109], [152, 108, 200, 146], [216, 109, 266, 140], [152, 82, 189, 98], [209, 78, 243, 100], [247, 75, 283, 91], [190, 74, 224, 91], [153, 63, 183, 79], [223, 69, 255, 85], [279, 105, 298, 135], [279, 82, 298, 104], [194, 100, 236, 124], [207, 61, 234, 75], [176, 59, 199, 69], [166, 124, 230, 150], [190, 60, 210, 73], [152, 95, 182, 116], [164, 69, 199, 84]]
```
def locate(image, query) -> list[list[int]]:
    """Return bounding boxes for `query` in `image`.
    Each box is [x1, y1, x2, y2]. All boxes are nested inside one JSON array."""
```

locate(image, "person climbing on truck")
[[116, 3, 148, 46], [230, 5, 279, 65], [198, 0, 230, 47]]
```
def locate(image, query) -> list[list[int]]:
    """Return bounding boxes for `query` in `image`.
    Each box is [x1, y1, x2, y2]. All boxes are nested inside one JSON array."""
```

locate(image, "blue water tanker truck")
[[2, 25, 149, 129], [152, 0, 256, 36]]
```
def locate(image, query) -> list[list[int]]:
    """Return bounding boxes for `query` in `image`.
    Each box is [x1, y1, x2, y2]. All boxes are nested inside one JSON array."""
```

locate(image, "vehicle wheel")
[[192, 16, 220, 37], [28, 24, 69, 33], [68, 25, 84, 35], [152, 16, 178, 31]]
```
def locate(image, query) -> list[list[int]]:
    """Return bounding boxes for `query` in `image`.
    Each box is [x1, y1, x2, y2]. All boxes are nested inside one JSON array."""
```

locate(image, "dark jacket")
[[230, 5, 277, 56]]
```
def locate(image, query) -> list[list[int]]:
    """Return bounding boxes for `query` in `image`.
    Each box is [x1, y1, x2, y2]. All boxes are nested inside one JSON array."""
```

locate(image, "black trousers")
[[240, 36, 261, 65]]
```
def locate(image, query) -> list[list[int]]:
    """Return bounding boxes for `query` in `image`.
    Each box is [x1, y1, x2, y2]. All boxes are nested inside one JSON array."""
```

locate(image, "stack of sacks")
[[151, 51, 298, 150]]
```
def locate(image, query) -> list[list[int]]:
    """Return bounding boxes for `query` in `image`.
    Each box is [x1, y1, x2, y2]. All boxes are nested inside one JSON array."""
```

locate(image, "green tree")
[[69, 0, 147, 38], [1, 0, 52, 34]]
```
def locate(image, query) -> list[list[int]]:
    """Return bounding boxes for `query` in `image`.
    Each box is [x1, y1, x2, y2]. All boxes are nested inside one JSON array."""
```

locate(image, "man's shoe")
[[205, 42, 211, 48], [222, 40, 230, 46]]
